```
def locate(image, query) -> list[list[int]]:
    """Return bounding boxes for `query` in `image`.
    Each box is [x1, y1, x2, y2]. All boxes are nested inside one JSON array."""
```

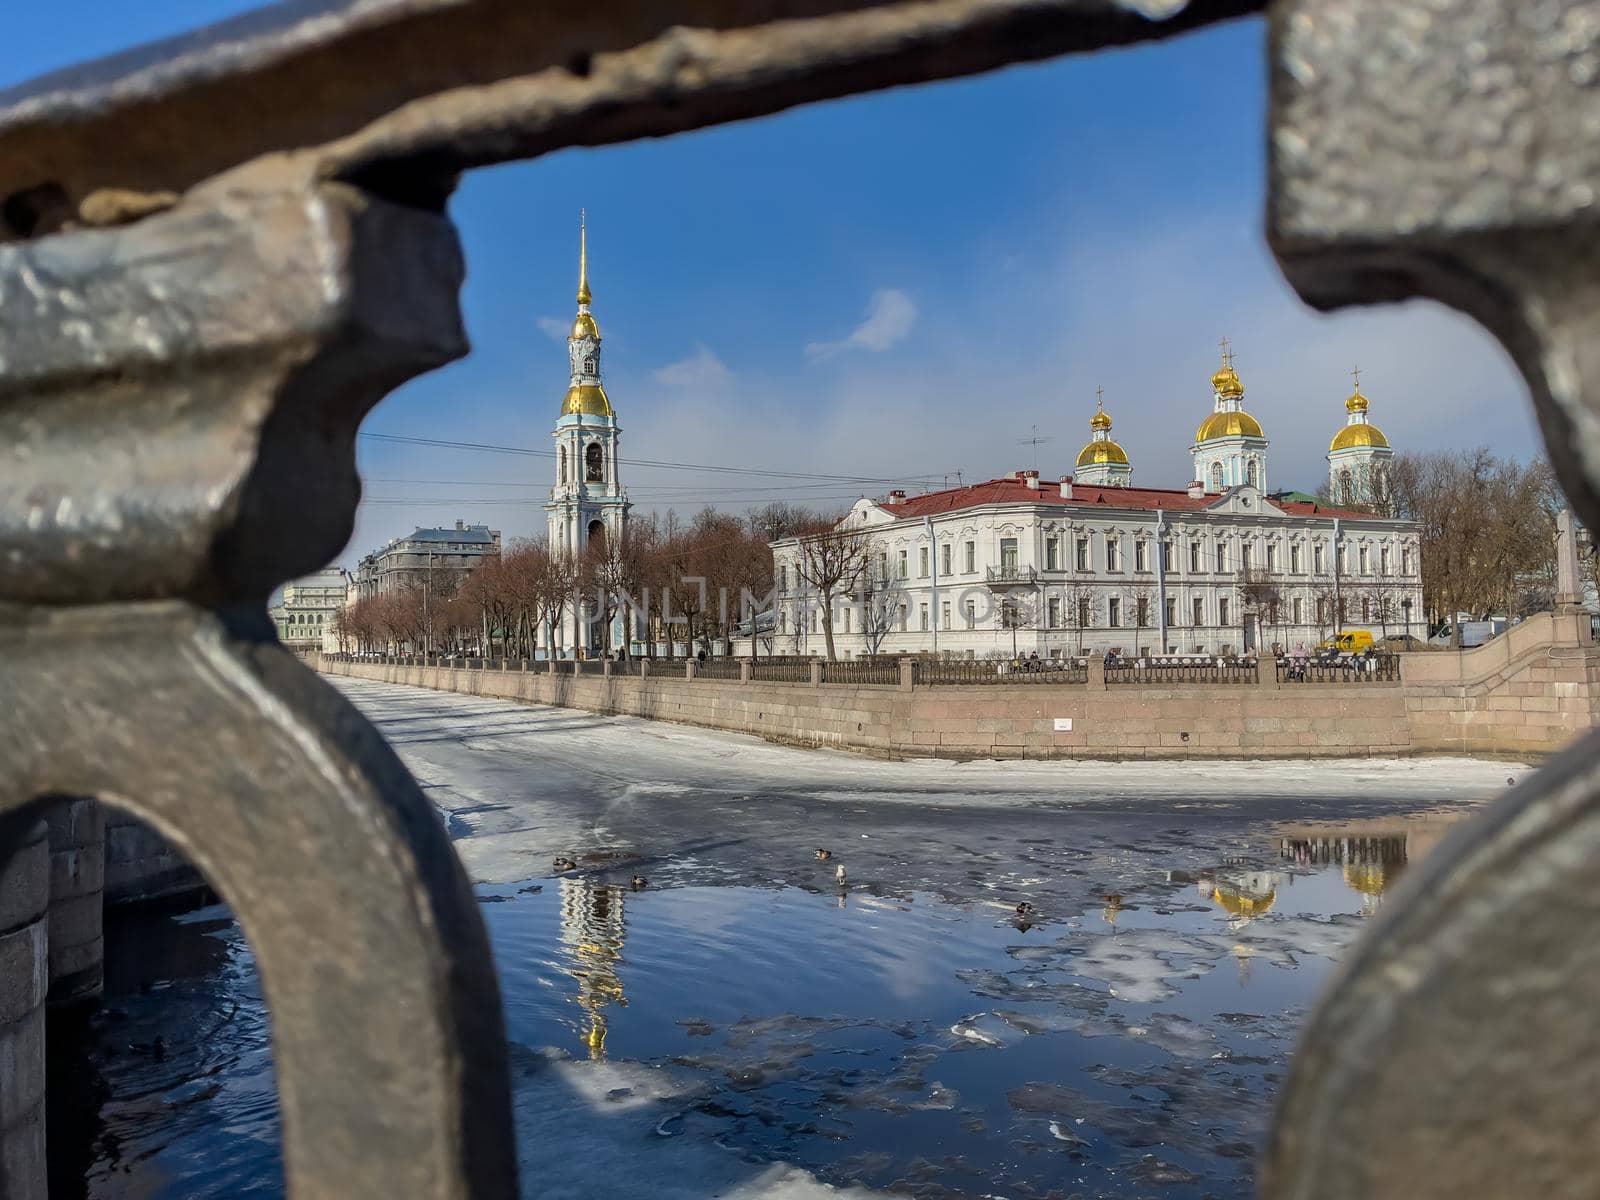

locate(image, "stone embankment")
[[317, 611, 1600, 760]]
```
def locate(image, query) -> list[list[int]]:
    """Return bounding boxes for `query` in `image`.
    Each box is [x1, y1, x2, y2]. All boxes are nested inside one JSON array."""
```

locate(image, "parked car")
[[1429, 618, 1508, 648], [1380, 634, 1433, 653]]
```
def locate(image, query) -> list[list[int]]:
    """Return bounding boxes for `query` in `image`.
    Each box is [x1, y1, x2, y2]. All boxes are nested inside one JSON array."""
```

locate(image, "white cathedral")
[[764, 345, 1419, 659], [544, 216, 631, 656]]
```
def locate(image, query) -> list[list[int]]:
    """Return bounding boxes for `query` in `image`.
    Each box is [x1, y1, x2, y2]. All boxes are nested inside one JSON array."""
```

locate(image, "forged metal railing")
[[1277, 654, 1402, 685], [5, 2, 1600, 1199], [1107, 656, 1258, 685], [750, 660, 814, 683], [819, 660, 899, 686], [695, 658, 743, 680], [985, 564, 1038, 585]]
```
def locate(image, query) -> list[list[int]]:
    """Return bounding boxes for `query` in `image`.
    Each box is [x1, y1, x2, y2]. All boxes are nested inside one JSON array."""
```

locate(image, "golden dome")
[[1212, 885, 1277, 919], [572, 312, 599, 340], [1195, 410, 1265, 442], [1077, 439, 1129, 467], [1342, 863, 1392, 897], [1330, 422, 1389, 451], [1090, 408, 1113, 432], [1211, 365, 1244, 398], [1346, 387, 1369, 415], [561, 383, 614, 417]]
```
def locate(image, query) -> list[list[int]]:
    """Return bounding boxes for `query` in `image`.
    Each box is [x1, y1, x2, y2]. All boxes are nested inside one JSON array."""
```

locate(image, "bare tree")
[[792, 512, 870, 661], [858, 569, 904, 657]]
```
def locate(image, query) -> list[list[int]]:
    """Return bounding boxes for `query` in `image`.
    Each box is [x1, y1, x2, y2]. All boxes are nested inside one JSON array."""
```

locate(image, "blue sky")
[[5, 4, 1537, 567]]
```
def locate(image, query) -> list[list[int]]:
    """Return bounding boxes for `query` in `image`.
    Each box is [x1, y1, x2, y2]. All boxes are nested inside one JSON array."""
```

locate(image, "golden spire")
[[1090, 385, 1112, 431], [1346, 364, 1369, 414], [1210, 338, 1244, 399], [576, 209, 592, 306]]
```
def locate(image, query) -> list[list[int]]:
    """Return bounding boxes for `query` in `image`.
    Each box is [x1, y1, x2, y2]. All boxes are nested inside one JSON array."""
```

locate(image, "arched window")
[[1338, 468, 1354, 502], [1209, 461, 1224, 492], [558, 446, 567, 484], [1246, 458, 1259, 488], [585, 442, 604, 482], [584, 356, 596, 375], [588, 519, 606, 553]]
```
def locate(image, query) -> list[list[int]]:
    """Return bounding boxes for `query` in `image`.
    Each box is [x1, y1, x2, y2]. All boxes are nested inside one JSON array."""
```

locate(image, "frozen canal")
[[56, 678, 1524, 1198]]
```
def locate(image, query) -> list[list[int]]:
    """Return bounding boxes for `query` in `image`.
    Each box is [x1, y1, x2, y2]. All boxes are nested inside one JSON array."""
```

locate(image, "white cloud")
[[806, 288, 918, 359], [536, 316, 569, 342], [652, 344, 732, 389]]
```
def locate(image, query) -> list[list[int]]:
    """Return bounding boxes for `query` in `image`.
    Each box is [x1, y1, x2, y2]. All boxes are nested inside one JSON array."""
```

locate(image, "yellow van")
[[1319, 630, 1375, 654]]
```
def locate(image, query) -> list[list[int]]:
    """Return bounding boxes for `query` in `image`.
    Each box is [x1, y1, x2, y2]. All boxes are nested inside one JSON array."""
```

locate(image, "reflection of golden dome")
[[1212, 886, 1277, 919], [1330, 422, 1389, 451], [1342, 862, 1391, 896], [1078, 440, 1130, 467], [1196, 410, 1265, 442], [561, 383, 614, 417], [572, 312, 599, 340]]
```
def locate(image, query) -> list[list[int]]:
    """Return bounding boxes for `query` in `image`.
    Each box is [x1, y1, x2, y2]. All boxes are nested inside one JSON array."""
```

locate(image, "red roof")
[[881, 476, 1380, 522]]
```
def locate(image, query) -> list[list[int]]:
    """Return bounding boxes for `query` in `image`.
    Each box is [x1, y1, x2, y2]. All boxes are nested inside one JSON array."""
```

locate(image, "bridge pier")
[[0, 818, 49, 1200], [45, 798, 104, 1006]]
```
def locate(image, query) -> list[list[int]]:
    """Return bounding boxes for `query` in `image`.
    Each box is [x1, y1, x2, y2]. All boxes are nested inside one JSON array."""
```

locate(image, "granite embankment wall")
[[319, 614, 1600, 760]]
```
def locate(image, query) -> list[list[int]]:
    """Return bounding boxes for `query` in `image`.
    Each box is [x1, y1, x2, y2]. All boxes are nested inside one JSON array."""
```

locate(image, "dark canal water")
[[47, 807, 1464, 1199]]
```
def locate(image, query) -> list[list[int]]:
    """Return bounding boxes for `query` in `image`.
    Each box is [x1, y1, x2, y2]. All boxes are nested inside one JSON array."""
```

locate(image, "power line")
[[359, 432, 948, 485]]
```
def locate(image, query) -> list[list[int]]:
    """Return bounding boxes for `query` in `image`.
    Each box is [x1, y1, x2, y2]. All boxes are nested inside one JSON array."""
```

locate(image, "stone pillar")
[[685, 660, 697, 681], [0, 818, 49, 1200], [45, 797, 104, 1005], [810, 661, 823, 687], [640, 659, 650, 680], [740, 659, 752, 683], [899, 657, 915, 691], [1087, 656, 1107, 689], [1556, 507, 1583, 609], [1255, 656, 1279, 689]]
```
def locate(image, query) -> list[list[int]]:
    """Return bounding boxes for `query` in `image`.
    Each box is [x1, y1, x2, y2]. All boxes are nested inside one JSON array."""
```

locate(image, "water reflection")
[[1277, 818, 1454, 914], [557, 879, 630, 1060]]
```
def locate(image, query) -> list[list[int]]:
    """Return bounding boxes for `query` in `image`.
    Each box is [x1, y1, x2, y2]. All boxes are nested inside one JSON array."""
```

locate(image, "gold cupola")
[[561, 210, 614, 418], [1074, 388, 1133, 486], [1196, 340, 1264, 442], [1077, 390, 1129, 467], [1331, 371, 1389, 450]]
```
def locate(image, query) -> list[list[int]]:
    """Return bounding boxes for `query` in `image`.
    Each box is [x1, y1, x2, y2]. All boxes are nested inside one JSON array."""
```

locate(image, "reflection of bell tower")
[[558, 879, 629, 1059], [544, 212, 631, 656]]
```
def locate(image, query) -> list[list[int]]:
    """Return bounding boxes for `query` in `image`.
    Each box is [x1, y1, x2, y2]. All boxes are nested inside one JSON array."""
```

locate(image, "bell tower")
[[544, 213, 630, 654]]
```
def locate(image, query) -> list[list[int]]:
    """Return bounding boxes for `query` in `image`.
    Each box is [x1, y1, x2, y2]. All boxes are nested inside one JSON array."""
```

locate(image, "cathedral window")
[[1210, 462, 1224, 491], [584, 356, 596, 375], [1338, 468, 1354, 503], [558, 446, 567, 484], [585, 442, 604, 482], [1246, 459, 1259, 489]]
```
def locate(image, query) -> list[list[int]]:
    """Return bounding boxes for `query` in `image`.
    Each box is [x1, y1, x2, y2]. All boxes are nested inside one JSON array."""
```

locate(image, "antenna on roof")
[[1018, 425, 1054, 472]]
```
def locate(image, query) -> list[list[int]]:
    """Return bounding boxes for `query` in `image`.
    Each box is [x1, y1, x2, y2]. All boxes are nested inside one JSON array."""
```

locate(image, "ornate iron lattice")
[[2, 1, 1595, 1196]]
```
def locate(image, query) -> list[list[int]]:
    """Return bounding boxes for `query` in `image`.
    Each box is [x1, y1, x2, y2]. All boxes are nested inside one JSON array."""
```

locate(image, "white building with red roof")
[[764, 351, 1422, 660]]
